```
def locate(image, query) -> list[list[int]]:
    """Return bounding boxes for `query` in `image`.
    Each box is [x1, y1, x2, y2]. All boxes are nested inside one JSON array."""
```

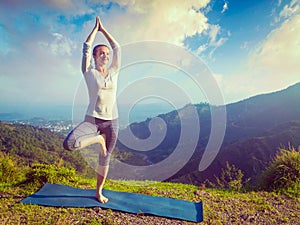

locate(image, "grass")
[[1, 174, 299, 225], [1, 150, 299, 224]]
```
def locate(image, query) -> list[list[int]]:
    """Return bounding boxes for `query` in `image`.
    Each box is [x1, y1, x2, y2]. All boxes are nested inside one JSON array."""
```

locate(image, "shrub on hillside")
[[207, 161, 250, 191], [25, 164, 78, 186], [0, 153, 24, 183], [260, 146, 300, 193]]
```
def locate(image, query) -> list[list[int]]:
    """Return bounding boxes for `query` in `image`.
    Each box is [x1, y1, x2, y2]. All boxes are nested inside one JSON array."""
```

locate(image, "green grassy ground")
[[1, 176, 299, 225]]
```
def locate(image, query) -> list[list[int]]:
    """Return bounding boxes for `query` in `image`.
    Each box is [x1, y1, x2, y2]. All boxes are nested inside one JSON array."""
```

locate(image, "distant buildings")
[[11, 119, 74, 135]]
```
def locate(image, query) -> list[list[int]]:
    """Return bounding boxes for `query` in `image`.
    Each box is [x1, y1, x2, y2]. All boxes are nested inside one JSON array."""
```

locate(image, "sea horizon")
[[0, 102, 176, 128]]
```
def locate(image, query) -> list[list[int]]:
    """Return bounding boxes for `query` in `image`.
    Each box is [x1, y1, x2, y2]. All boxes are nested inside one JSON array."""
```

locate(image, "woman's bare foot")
[[98, 135, 107, 157], [95, 193, 109, 203]]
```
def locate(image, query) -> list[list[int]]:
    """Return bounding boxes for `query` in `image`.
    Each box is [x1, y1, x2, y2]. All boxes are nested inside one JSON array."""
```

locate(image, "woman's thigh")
[[63, 119, 98, 151], [97, 119, 118, 153]]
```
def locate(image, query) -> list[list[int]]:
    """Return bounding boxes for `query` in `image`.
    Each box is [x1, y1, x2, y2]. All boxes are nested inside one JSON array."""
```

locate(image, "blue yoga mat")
[[21, 183, 203, 222]]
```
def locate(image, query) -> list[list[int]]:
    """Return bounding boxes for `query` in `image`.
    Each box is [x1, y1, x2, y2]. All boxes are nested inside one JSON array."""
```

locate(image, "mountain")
[[115, 82, 300, 184], [0, 122, 91, 176], [225, 82, 300, 141], [1, 83, 299, 185], [172, 120, 300, 184]]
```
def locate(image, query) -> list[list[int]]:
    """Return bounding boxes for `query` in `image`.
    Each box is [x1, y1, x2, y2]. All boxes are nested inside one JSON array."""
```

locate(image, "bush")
[[207, 161, 250, 192], [0, 153, 24, 183], [260, 146, 300, 193], [25, 164, 78, 186]]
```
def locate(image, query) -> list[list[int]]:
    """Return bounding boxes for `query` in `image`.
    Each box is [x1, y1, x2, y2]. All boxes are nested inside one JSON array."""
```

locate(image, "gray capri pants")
[[63, 115, 118, 166]]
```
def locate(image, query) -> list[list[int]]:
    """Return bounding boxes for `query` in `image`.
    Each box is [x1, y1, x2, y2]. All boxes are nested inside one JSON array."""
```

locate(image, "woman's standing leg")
[[95, 119, 118, 203]]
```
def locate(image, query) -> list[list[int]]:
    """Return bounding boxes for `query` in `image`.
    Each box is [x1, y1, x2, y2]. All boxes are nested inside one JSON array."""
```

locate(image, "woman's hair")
[[93, 44, 110, 56]]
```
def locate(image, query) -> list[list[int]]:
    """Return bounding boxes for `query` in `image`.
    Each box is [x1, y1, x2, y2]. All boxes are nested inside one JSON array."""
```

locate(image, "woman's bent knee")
[[63, 134, 80, 151]]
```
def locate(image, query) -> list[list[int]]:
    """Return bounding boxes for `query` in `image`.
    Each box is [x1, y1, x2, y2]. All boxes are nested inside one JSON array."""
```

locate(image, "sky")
[[0, 0, 300, 113]]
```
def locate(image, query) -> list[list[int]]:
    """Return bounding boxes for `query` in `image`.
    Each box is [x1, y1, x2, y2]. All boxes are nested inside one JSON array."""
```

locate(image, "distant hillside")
[[0, 122, 91, 176], [171, 120, 300, 184], [115, 82, 300, 184], [1, 83, 299, 185], [225, 82, 300, 142]]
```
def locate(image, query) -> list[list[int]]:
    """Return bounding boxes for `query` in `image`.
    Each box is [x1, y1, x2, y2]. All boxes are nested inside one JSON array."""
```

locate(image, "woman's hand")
[[96, 16, 104, 32]]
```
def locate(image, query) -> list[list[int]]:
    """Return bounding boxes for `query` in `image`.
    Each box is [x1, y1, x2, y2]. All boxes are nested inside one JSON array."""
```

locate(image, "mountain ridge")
[[1, 82, 299, 185], [115, 82, 300, 184]]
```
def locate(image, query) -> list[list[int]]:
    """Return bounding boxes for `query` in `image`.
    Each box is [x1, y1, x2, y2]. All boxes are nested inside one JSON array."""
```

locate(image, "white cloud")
[[222, 13, 300, 102], [103, 0, 211, 45], [0, 18, 79, 104], [240, 41, 249, 50], [40, 0, 73, 10], [279, 2, 299, 18], [38, 33, 77, 56], [197, 24, 228, 59], [249, 13, 300, 77], [0, 1, 86, 105], [0, 0, 229, 106], [274, 0, 300, 23], [221, 1, 228, 14], [195, 44, 208, 55], [207, 24, 220, 44]]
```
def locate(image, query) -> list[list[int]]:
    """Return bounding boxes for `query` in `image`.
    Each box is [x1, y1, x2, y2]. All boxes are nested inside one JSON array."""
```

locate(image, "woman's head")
[[93, 44, 110, 67]]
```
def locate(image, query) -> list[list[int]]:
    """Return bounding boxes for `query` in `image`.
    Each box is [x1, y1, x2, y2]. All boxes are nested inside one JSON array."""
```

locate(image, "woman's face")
[[94, 46, 110, 66]]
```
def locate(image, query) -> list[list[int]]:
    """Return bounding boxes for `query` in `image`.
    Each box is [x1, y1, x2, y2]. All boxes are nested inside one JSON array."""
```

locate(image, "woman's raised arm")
[[81, 17, 100, 74], [98, 17, 121, 70]]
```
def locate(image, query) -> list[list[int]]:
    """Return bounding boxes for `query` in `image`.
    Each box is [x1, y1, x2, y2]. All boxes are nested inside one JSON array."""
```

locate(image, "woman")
[[63, 16, 120, 203]]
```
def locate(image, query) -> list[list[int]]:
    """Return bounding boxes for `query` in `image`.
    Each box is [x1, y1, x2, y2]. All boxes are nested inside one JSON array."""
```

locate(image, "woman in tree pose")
[[63, 16, 120, 203]]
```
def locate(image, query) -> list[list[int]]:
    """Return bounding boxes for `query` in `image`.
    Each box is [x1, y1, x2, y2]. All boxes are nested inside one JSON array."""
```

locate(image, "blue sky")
[[0, 0, 299, 111]]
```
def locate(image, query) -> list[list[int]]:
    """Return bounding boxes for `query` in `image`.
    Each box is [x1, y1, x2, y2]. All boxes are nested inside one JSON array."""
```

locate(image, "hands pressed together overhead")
[[95, 16, 104, 32]]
